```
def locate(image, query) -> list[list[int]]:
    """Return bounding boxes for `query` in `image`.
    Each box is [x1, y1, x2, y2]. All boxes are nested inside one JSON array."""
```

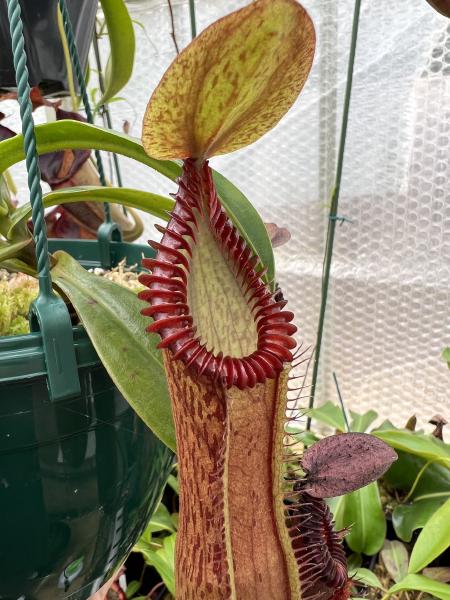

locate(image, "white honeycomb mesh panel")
[[3, 0, 449, 428], [114, 0, 450, 428]]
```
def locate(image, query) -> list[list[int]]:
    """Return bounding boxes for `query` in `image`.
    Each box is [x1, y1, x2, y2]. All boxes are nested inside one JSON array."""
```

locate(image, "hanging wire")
[[6, 0, 53, 297], [307, 0, 362, 429], [57, 0, 112, 223]]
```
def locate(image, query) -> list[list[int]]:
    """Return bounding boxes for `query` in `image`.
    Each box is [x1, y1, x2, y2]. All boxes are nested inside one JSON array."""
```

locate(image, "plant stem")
[[4, 169, 17, 196], [189, 0, 197, 39], [56, 5, 78, 111], [333, 372, 351, 432], [413, 491, 450, 502], [307, 0, 362, 429], [148, 581, 165, 598], [167, 0, 180, 54], [403, 460, 434, 503]]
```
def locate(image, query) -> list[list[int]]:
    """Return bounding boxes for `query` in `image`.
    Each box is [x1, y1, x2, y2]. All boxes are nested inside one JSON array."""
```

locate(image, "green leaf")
[[383, 450, 450, 499], [142, 0, 315, 159], [350, 409, 378, 433], [135, 534, 176, 595], [442, 347, 450, 369], [98, 0, 135, 105], [146, 503, 176, 534], [284, 428, 319, 447], [387, 574, 450, 600], [380, 540, 409, 583], [0, 121, 275, 284], [327, 494, 346, 531], [100, 95, 126, 105], [376, 419, 396, 431], [373, 429, 450, 467], [51, 250, 176, 451], [0, 238, 30, 262], [126, 580, 141, 598], [408, 497, 450, 573], [0, 257, 36, 276], [352, 567, 384, 589], [392, 497, 446, 542], [8, 187, 174, 238], [0, 173, 24, 239], [307, 401, 346, 432], [0, 121, 175, 176], [342, 483, 386, 555], [347, 552, 362, 572], [211, 170, 275, 287], [167, 474, 179, 495]]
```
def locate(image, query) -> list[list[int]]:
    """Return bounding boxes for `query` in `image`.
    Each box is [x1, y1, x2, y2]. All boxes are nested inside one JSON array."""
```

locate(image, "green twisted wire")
[[57, 0, 112, 223], [6, 0, 53, 297]]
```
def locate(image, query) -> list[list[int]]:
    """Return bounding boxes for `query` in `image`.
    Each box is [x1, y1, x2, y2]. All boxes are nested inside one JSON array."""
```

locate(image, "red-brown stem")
[[225, 378, 295, 599], [163, 350, 231, 599]]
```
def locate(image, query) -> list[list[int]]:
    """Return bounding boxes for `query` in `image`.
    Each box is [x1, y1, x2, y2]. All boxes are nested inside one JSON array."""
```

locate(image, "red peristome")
[[138, 159, 297, 389]]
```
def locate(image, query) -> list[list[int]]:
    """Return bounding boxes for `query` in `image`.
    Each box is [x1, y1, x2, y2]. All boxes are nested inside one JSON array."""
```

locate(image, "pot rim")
[[0, 326, 99, 384], [0, 238, 152, 384]]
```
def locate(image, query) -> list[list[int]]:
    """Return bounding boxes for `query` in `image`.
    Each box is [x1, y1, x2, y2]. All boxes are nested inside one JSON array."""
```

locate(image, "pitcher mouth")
[[139, 159, 297, 389]]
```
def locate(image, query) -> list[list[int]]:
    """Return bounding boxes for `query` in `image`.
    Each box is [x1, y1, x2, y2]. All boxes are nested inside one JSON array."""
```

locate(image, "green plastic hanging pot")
[[0, 240, 173, 600], [0, 0, 97, 95]]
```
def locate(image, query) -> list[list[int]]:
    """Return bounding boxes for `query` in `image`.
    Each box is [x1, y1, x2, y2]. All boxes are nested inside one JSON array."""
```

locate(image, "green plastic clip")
[[97, 221, 123, 269], [29, 294, 81, 401]]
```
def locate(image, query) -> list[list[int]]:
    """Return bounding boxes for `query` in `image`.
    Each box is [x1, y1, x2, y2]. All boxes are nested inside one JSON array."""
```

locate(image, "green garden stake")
[[58, 0, 123, 269], [7, 0, 80, 401]]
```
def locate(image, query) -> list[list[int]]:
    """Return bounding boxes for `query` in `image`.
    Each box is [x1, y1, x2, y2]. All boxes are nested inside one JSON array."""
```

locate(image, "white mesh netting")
[[3, 0, 449, 428]]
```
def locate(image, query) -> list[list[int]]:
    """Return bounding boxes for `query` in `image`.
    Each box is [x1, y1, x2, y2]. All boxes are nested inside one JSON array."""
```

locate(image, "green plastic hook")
[[97, 221, 122, 270]]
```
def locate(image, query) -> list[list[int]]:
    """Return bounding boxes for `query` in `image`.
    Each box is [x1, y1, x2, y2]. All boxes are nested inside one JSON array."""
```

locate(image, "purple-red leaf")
[[302, 432, 398, 498], [39, 108, 90, 187], [265, 222, 291, 248], [424, 0, 450, 16], [0, 122, 16, 142]]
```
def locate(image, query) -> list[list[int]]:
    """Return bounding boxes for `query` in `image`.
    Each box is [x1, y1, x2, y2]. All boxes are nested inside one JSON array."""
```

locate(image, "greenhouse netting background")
[[2, 0, 449, 428]]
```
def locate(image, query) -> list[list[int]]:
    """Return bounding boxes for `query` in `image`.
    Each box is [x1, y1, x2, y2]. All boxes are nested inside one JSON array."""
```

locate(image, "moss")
[[0, 261, 144, 337], [0, 274, 38, 336]]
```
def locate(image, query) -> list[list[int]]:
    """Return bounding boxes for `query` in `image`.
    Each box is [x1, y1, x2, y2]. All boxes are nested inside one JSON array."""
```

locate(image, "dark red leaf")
[[39, 108, 90, 186], [301, 432, 398, 498], [424, 0, 450, 16], [0, 123, 16, 141], [0, 92, 17, 103], [29, 87, 60, 110]]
